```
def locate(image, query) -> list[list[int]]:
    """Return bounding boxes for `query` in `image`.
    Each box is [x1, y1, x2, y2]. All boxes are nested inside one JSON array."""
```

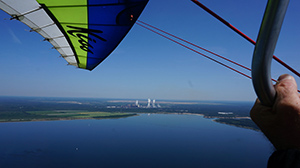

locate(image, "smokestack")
[[152, 99, 156, 108], [147, 98, 151, 108]]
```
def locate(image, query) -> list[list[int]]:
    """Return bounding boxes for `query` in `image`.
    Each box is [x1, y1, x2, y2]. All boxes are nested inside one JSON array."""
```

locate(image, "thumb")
[[275, 74, 299, 103]]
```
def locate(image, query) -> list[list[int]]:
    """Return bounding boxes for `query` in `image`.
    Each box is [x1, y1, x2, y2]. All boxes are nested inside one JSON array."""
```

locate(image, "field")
[[0, 96, 259, 131], [0, 109, 136, 122]]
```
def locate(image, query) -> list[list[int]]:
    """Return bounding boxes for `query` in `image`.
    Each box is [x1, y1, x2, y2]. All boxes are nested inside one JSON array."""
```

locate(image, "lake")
[[0, 113, 273, 168]]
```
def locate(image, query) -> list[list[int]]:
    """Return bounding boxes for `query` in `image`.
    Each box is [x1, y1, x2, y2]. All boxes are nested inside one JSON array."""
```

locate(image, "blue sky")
[[0, 0, 299, 101]]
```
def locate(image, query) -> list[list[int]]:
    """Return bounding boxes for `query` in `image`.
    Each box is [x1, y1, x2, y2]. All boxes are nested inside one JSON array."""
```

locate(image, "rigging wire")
[[137, 20, 279, 83], [136, 21, 253, 80], [137, 21, 300, 93], [137, 20, 251, 72], [191, 0, 300, 78], [137, 21, 300, 92]]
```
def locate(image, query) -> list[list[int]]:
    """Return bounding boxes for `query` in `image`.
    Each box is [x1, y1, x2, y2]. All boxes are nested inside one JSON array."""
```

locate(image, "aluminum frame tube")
[[252, 0, 289, 106]]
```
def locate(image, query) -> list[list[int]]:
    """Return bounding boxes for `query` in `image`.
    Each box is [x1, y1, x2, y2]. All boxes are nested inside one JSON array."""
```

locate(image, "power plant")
[[107, 99, 161, 109], [141, 98, 160, 108], [147, 98, 151, 108], [146, 98, 158, 108], [135, 100, 140, 107]]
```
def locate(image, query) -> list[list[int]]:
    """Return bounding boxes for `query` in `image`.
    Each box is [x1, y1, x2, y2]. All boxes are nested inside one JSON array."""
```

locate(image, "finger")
[[273, 74, 300, 116], [275, 74, 299, 100]]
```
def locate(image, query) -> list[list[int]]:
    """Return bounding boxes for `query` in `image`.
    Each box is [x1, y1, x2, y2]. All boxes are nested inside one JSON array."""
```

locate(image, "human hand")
[[251, 74, 300, 150]]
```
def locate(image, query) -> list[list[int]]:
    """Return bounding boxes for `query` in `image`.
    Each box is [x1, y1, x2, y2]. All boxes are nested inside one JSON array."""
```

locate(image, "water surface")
[[0, 114, 273, 168]]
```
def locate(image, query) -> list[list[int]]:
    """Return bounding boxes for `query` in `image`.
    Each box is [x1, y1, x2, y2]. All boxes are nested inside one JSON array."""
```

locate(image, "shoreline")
[[0, 111, 258, 132], [0, 112, 138, 123]]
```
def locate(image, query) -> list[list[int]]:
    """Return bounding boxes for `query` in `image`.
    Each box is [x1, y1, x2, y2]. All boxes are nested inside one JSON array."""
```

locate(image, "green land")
[[0, 97, 259, 131], [0, 110, 136, 122], [214, 118, 260, 131]]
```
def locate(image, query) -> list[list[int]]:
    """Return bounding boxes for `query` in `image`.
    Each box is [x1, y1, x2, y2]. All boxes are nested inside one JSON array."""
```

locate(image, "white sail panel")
[[1, 0, 40, 14], [0, 0, 78, 68]]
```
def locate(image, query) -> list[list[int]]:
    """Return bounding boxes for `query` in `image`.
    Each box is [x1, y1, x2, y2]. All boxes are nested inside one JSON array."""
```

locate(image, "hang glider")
[[0, 0, 148, 70]]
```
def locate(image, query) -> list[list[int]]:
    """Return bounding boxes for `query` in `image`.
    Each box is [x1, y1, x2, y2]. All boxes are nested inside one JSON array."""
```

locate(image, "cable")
[[136, 22, 253, 80], [137, 21, 300, 92], [191, 0, 300, 78], [137, 20, 251, 71]]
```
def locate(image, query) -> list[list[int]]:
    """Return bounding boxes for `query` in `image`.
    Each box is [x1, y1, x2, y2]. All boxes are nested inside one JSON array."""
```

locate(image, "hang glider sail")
[[0, 0, 148, 70]]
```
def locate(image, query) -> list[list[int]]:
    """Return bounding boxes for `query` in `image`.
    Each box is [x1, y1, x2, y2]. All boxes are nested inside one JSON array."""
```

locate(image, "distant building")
[[152, 99, 156, 108], [218, 112, 233, 115], [107, 98, 161, 109], [147, 98, 151, 108]]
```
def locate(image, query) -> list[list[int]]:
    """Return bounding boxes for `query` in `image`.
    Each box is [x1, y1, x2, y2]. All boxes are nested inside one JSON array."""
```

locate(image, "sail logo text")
[[67, 25, 106, 54]]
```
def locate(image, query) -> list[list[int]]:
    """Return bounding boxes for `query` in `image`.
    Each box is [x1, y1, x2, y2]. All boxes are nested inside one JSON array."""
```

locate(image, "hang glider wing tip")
[[67, 63, 77, 66], [0, 0, 149, 71]]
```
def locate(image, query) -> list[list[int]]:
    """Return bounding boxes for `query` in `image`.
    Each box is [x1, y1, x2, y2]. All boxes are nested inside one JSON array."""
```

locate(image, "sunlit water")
[[0, 114, 273, 168]]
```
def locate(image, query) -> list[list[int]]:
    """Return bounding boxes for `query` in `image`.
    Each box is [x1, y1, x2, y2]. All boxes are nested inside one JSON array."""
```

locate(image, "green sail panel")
[[0, 0, 148, 70]]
